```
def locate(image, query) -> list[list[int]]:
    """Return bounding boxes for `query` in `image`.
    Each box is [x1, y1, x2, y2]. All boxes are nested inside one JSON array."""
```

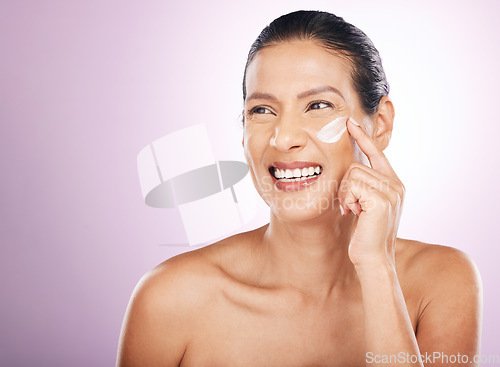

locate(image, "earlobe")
[[374, 96, 395, 151]]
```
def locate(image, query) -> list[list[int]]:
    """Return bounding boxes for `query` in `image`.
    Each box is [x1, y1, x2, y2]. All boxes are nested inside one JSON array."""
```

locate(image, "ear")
[[372, 96, 395, 151]]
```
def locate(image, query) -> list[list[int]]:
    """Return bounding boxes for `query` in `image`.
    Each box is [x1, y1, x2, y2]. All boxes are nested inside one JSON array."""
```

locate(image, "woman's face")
[[243, 40, 373, 222]]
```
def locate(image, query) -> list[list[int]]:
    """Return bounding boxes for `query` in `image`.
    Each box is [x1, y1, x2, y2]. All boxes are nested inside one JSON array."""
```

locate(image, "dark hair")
[[242, 10, 389, 116]]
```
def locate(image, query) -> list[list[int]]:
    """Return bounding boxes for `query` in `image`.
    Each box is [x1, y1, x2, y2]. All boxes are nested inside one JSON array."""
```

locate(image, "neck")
[[256, 211, 358, 299]]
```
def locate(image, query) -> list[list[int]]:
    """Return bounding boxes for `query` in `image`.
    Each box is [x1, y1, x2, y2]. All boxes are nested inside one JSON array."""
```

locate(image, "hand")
[[338, 118, 405, 268]]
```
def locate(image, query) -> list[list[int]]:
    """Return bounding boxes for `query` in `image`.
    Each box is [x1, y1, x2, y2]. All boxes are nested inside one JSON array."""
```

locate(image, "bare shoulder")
[[133, 228, 258, 309], [116, 230, 258, 367], [395, 237, 482, 292], [116, 249, 212, 366], [154, 227, 260, 285], [395, 240, 482, 354]]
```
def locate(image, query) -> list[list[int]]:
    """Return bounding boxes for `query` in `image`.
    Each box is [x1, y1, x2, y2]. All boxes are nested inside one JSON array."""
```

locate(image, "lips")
[[269, 161, 323, 191]]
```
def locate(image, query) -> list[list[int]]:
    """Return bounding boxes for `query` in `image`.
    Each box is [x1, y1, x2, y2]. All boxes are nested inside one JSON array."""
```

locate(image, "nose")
[[270, 116, 308, 152]]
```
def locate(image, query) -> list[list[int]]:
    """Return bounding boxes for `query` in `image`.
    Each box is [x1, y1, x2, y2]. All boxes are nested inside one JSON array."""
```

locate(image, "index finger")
[[347, 118, 397, 177]]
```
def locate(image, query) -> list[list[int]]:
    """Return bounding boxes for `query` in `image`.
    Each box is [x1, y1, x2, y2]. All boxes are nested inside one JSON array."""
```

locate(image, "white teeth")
[[272, 165, 323, 180], [280, 176, 311, 182]]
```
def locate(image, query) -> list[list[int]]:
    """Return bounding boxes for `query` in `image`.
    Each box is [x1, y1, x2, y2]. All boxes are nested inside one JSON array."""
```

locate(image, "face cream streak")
[[316, 116, 349, 143]]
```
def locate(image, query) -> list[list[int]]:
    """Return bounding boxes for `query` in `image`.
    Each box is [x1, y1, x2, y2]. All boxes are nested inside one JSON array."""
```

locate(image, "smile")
[[269, 162, 323, 191], [271, 166, 322, 181]]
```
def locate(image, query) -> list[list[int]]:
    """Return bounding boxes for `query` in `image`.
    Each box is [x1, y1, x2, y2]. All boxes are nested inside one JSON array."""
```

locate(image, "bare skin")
[[117, 234, 481, 367], [117, 40, 482, 366]]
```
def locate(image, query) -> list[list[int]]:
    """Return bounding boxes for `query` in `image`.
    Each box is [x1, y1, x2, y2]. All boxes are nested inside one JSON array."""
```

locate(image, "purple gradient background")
[[1, 0, 499, 365]]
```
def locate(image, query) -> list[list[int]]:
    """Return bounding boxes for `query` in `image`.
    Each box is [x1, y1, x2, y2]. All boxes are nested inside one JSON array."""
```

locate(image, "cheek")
[[243, 130, 256, 163], [318, 133, 357, 178], [316, 116, 349, 143], [243, 124, 272, 157], [243, 128, 268, 175], [317, 125, 353, 155], [242, 132, 276, 202]]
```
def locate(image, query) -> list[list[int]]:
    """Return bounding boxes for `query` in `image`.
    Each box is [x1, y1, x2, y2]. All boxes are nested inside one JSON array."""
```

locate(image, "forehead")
[[245, 40, 354, 98]]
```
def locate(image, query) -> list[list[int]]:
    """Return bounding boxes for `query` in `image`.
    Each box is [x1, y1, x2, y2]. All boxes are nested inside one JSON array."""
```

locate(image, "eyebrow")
[[246, 85, 345, 102], [297, 86, 345, 100]]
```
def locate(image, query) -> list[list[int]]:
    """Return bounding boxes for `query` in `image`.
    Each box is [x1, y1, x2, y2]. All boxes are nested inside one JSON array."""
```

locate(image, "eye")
[[307, 101, 334, 111], [248, 106, 274, 115]]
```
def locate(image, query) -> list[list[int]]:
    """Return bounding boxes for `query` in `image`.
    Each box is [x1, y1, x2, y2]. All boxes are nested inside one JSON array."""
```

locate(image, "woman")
[[117, 10, 481, 367]]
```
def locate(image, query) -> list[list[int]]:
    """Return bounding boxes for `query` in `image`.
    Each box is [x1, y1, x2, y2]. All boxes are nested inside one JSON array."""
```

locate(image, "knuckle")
[[399, 183, 406, 199], [389, 191, 400, 207], [347, 162, 365, 174], [350, 162, 365, 169], [395, 190, 404, 206], [390, 183, 405, 205], [349, 168, 363, 180]]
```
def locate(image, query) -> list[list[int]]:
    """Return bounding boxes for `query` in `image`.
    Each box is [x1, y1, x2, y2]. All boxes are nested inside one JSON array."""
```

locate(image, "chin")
[[254, 167, 340, 221], [265, 191, 337, 223]]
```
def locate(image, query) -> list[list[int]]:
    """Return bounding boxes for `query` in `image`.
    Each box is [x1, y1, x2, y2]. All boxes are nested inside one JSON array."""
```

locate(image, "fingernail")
[[339, 204, 345, 216], [349, 118, 361, 127]]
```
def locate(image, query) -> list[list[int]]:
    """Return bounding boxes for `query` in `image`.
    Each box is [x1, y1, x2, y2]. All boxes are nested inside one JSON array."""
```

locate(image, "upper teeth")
[[273, 166, 322, 179]]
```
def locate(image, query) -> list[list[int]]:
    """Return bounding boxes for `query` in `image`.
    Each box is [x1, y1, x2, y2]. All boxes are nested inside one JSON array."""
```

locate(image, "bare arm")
[[341, 118, 423, 366], [356, 262, 423, 366], [356, 249, 481, 367], [415, 248, 482, 366], [116, 262, 192, 367], [340, 118, 481, 366], [356, 251, 482, 367]]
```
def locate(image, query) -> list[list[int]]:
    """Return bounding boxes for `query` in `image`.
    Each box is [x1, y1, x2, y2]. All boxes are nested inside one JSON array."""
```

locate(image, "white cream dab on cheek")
[[316, 116, 349, 143]]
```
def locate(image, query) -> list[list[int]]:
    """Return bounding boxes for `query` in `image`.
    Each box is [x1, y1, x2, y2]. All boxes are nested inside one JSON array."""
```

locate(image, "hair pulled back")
[[242, 10, 389, 115]]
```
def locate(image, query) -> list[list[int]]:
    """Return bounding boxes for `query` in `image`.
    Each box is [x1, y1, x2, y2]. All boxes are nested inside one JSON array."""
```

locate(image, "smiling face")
[[243, 40, 374, 222]]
